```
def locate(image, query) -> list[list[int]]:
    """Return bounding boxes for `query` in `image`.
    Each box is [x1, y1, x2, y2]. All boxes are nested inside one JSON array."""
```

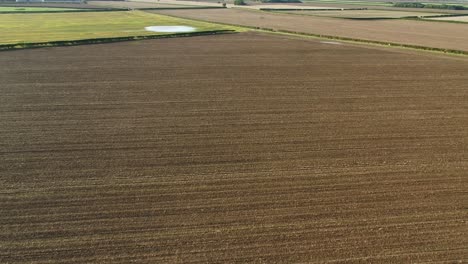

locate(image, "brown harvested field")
[[279, 9, 446, 18], [1, 32, 468, 262], [133, 0, 225, 7], [152, 8, 468, 52], [238, 4, 342, 10]]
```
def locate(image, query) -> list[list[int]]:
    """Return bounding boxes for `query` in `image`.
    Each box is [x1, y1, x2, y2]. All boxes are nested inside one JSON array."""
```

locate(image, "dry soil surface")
[[1, 33, 467, 263], [152, 8, 468, 52]]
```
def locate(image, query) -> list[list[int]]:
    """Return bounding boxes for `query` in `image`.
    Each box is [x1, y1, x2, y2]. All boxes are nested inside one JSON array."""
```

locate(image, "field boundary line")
[[150, 11, 468, 56], [0, 30, 236, 51]]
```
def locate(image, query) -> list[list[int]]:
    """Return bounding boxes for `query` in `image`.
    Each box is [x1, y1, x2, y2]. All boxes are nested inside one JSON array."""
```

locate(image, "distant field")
[[302, 0, 468, 7], [425, 14, 468, 22], [89, 0, 194, 9], [246, 4, 342, 10], [0, 3, 105, 9], [0, 6, 80, 12], [0, 11, 232, 45], [277, 9, 446, 18], [131, 0, 225, 7], [152, 8, 468, 52], [302, 0, 391, 6]]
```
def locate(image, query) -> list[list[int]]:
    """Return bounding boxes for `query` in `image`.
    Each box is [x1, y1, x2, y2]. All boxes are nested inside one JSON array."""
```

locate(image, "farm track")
[[151, 8, 468, 52], [1, 32, 467, 263]]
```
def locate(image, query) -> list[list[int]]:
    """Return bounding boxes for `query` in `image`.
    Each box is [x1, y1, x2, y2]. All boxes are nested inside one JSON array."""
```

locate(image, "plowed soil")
[[152, 8, 468, 52], [1, 33, 467, 263], [279, 10, 445, 18]]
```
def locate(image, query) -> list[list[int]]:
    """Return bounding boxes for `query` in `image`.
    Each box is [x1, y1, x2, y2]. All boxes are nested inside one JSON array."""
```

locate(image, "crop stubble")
[[0, 33, 467, 263], [277, 10, 446, 19], [151, 8, 468, 52]]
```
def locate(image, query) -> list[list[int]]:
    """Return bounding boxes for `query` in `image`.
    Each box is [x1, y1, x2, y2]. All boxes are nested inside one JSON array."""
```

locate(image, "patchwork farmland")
[[1, 32, 467, 262], [274, 9, 446, 19], [152, 8, 468, 52], [1, 0, 468, 262]]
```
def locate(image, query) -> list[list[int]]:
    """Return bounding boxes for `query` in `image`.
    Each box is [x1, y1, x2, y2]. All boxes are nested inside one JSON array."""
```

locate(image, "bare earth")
[[130, 0, 224, 7], [237, 4, 341, 10], [281, 10, 445, 18], [1, 33, 467, 263], [152, 8, 468, 52]]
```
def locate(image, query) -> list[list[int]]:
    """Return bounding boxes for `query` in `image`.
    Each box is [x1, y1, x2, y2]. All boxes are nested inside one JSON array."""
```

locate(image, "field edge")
[[0, 30, 237, 51]]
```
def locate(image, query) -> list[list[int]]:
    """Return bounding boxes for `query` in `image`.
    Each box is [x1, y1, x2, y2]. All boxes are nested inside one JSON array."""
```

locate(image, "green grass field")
[[0, 6, 82, 12], [0, 11, 235, 45]]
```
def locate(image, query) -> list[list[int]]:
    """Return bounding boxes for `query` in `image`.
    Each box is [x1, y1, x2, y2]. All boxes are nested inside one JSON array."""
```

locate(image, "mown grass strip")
[[0, 30, 236, 51]]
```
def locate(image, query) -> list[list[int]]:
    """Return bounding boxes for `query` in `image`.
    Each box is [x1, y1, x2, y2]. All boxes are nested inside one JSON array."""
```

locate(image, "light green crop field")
[[0, 11, 235, 45], [0, 7, 81, 12], [0, 6, 81, 12]]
